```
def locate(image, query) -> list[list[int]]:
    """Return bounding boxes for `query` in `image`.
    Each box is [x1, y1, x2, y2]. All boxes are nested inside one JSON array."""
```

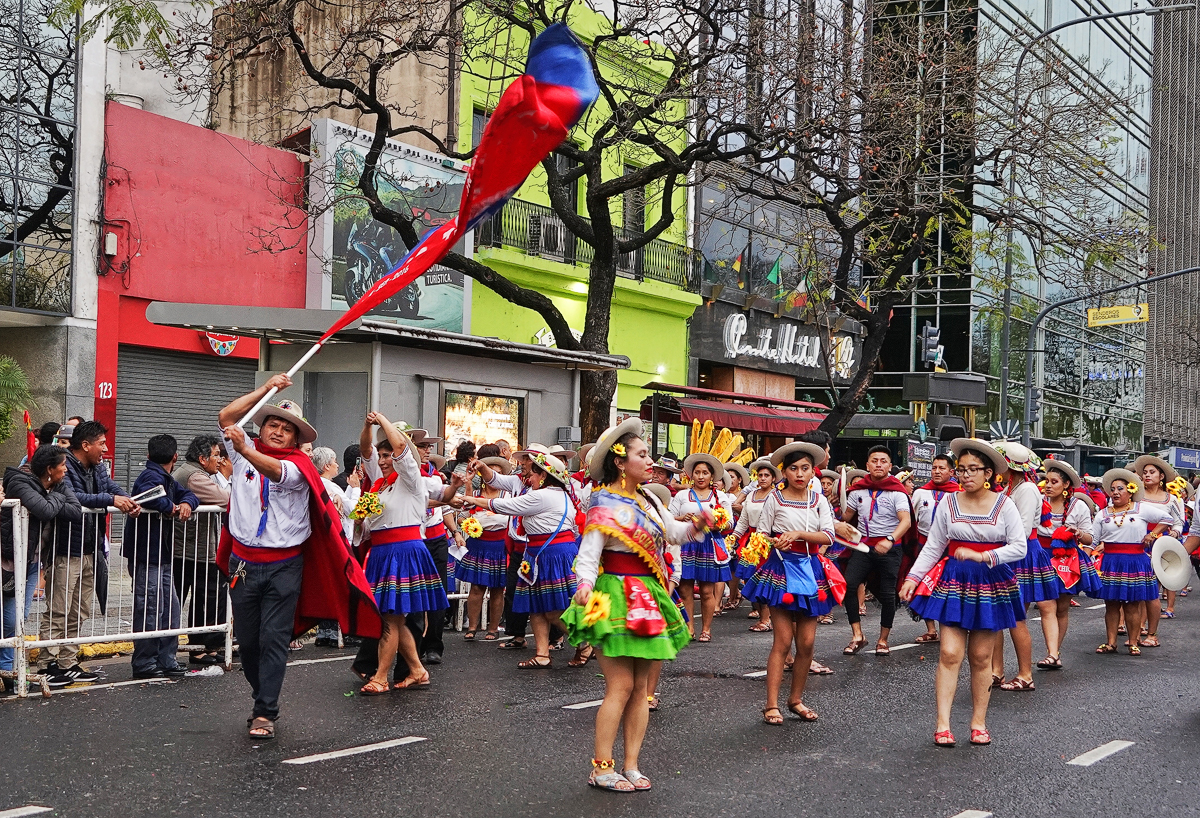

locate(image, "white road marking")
[[562, 699, 605, 710], [0, 807, 54, 817], [743, 670, 768, 678], [1087, 603, 1106, 609], [1030, 616, 1041, 621], [949, 811, 993, 818], [1067, 740, 1135, 767], [282, 736, 427, 765], [288, 655, 356, 667], [52, 678, 174, 695], [871, 642, 919, 654]]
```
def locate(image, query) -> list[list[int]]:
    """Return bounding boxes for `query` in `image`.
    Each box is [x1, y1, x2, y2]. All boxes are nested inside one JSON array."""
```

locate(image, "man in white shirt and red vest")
[[217, 375, 380, 740]]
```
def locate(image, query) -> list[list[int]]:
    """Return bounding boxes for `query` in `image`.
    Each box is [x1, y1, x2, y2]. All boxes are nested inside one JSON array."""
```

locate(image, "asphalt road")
[[3, 595, 1199, 818]]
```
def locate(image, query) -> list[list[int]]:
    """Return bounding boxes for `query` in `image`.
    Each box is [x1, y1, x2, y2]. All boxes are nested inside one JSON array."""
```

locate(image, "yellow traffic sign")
[[1086, 303, 1148, 327]]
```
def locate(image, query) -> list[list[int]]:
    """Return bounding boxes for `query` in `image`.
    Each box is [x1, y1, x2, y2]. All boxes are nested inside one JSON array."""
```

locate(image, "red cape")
[[918, 479, 961, 493], [850, 474, 911, 495], [217, 442, 382, 639]]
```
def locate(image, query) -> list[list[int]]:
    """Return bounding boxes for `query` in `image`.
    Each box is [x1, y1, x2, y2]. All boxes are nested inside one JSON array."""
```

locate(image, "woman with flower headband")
[[1034, 460, 1101, 670], [721, 462, 750, 613], [732, 459, 781, 633], [455, 455, 514, 642], [740, 442, 837, 725], [563, 419, 699, 792], [1092, 468, 1172, 655], [899, 439, 1027, 747], [1132, 454, 1185, 645], [463, 451, 578, 668], [355, 413, 450, 695], [990, 441, 1054, 693], [668, 454, 734, 642]]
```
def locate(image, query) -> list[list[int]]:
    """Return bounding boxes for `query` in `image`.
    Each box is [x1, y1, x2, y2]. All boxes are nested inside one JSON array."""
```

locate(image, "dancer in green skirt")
[[564, 418, 704, 793]]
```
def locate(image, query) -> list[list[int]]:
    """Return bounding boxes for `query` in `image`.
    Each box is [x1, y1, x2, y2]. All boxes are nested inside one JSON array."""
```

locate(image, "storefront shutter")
[[114, 346, 256, 489]]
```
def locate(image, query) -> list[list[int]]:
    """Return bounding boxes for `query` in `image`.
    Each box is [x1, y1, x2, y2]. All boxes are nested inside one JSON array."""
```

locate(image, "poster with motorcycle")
[[317, 120, 470, 332]]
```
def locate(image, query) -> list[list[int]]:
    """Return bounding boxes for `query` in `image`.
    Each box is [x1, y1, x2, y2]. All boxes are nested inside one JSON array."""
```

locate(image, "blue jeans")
[[130, 560, 182, 673], [1, 563, 39, 671]]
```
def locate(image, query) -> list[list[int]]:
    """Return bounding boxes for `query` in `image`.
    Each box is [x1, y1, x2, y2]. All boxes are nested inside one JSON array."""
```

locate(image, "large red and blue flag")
[[319, 23, 599, 343]]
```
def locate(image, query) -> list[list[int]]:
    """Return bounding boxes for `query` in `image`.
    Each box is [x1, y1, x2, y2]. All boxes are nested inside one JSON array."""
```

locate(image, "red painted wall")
[[95, 101, 308, 445]]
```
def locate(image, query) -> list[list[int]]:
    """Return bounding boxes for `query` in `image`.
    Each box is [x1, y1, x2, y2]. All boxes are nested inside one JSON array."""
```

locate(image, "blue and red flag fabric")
[[319, 23, 599, 343]]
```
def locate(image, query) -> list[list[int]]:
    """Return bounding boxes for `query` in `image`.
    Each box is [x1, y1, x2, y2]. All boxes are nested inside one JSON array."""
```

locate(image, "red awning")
[[668, 398, 824, 436]]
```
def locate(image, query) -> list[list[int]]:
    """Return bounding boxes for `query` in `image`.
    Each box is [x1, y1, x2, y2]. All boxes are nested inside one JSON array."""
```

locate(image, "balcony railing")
[[473, 197, 700, 290]]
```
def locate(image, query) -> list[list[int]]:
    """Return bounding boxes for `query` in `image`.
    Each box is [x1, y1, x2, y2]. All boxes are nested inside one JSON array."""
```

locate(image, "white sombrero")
[[1132, 454, 1178, 485], [949, 438, 1009, 476], [1152, 536, 1195, 592], [768, 442, 826, 468], [1102, 467, 1142, 501], [587, 417, 643, 483], [481, 455, 513, 476], [683, 452, 725, 481], [1043, 459, 1081, 490], [642, 482, 673, 508], [749, 459, 782, 481], [724, 462, 750, 489], [252, 399, 318, 444]]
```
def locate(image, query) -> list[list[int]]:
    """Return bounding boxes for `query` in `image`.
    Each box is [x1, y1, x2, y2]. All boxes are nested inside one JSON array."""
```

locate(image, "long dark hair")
[[601, 431, 641, 486]]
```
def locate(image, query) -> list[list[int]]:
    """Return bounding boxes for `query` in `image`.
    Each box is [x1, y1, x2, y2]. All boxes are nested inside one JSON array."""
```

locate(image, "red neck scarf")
[[371, 470, 400, 493], [920, 479, 961, 493], [851, 474, 910, 494]]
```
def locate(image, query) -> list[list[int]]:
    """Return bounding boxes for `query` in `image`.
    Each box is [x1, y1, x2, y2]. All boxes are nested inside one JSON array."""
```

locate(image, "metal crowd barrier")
[[3, 502, 232, 698]]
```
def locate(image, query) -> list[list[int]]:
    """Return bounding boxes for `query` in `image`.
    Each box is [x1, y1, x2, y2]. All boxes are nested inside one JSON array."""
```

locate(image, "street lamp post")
[[996, 3, 1194, 432], [1020, 266, 1200, 448]]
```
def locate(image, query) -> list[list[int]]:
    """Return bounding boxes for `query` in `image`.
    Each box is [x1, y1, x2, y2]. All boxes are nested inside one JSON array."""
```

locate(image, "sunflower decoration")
[[350, 492, 384, 520], [461, 517, 484, 539], [742, 531, 772, 566], [1167, 477, 1189, 498], [1124, 480, 1141, 496], [725, 533, 737, 550], [611, 442, 626, 457], [580, 590, 612, 627], [712, 505, 731, 532]]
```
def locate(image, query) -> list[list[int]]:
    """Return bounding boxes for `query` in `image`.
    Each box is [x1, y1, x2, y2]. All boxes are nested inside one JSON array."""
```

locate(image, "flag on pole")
[[766, 257, 780, 286], [318, 24, 599, 344], [733, 251, 744, 288], [24, 410, 35, 462]]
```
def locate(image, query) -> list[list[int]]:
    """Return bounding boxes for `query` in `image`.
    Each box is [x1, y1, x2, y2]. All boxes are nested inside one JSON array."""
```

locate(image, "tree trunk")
[[817, 295, 900, 436]]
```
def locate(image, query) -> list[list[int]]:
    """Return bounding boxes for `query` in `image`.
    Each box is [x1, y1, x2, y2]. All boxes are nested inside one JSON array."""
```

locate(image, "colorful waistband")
[[1102, 542, 1146, 555], [946, 539, 1003, 554], [372, 525, 423, 545], [231, 538, 302, 564], [526, 531, 576, 549], [601, 551, 653, 576]]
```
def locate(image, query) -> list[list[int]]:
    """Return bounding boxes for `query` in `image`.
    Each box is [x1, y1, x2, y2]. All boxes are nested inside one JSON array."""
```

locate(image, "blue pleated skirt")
[[1097, 552, 1160, 602], [455, 535, 508, 588], [1013, 538, 1063, 604], [365, 537, 449, 615], [513, 540, 577, 614], [909, 558, 1025, 631], [742, 551, 834, 617], [681, 533, 732, 583]]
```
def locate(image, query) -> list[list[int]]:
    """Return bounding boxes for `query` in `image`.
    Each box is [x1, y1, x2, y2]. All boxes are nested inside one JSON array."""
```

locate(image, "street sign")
[[990, 419, 1020, 440], [906, 438, 937, 483], [1086, 303, 1148, 327], [1163, 446, 1200, 471]]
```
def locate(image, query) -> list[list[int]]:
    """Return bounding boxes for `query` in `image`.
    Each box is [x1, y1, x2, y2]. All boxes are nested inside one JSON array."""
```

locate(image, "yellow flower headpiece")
[[1167, 477, 1188, 498], [1125, 480, 1140, 496]]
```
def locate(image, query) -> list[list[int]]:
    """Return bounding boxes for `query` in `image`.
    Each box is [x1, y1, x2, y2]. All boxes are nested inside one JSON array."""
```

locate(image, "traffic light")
[[1029, 388, 1042, 425], [919, 322, 942, 369]]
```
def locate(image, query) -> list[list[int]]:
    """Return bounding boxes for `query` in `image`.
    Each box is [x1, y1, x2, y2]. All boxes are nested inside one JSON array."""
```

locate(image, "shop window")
[[444, 390, 523, 451]]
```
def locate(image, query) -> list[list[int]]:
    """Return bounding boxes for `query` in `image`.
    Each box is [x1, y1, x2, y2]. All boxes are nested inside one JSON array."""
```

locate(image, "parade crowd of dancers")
[[213, 379, 1198, 789]]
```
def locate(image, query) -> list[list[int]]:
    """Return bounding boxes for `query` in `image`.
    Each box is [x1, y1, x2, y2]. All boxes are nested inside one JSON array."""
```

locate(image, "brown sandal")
[[915, 632, 940, 643], [568, 645, 595, 667], [1095, 643, 1117, 654], [787, 702, 819, 721], [392, 671, 430, 690], [843, 638, 868, 655], [997, 677, 1035, 692], [749, 621, 773, 632], [762, 707, 784, 725], [518, 655, 552, 669], [359, 679, 392, 696], [247, 716, 276, 739]]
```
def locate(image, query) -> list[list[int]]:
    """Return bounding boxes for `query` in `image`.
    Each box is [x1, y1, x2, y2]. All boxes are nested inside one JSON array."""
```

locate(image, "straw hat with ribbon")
[[749, 458, 781, 481], [1102, 467, 1142, 501], [992, 440, 1040, 478], [768, 442, 827, 469], [252, 399, 318, 445], [529, 451, 572, 487], [1131, 454, 1178, 485], [948, 438, 1010, 476]]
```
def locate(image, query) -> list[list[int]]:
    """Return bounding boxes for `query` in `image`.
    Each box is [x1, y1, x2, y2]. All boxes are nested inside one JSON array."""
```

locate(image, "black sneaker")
[[160, 665, 187, 678], [132, 668, 165, 680], [60, 664, 100, 683], [43, 665, 74, 689]]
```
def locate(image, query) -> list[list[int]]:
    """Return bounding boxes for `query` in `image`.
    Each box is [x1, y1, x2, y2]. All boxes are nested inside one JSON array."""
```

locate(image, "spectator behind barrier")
[[3, 445, 85, 689], [172, 434, 232, 664], [124, 434, 198, 679]]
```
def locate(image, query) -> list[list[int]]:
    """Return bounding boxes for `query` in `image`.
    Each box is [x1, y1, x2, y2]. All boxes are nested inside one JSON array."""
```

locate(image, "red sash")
[[1103, 542, 1146, 555], [913, 539, 1003, 598], [526, 530, 576, 549], [603, 551, 654, 576], [371, 525, 423, 545]]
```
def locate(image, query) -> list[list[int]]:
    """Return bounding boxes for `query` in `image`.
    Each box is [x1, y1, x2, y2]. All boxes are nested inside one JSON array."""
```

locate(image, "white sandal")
[[588, 760, 634, 792], [623, 769, 652, 791]]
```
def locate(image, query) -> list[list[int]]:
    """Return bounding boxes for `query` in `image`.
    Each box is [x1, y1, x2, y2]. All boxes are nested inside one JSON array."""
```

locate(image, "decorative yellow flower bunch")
[[461, 517, 484, 539], [581, 590, 612, 627], [611, 442, 626, 457], [1124, 480, 1140, 496], [350, 492, 383, 520], [742, 531, 772, 566], [712, 506, 731, 531], [1167, 477, 1188, 498], [520, 560, 531, 574], [725, 533, 737, 549]]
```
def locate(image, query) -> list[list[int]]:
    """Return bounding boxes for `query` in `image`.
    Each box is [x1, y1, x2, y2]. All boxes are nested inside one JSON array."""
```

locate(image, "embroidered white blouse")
[[732, 488, 772, 538], [668, 488, 733, 541], [1093, 502, 1173, 546], [487, 487, 578, 537], [907, 494, 1028, 579], [1037, 496, 1094, 540], [757, 490, 835, 544]]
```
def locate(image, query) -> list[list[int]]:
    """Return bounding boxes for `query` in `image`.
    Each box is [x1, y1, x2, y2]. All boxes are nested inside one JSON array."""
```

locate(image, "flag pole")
[[235, 341, 325, 429]]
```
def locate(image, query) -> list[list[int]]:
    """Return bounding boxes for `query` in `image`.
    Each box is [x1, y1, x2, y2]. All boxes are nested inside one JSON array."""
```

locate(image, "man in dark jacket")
[[2, 446, 83, 690], [41, 422, 141, 679], [123, 435, 198, 679]]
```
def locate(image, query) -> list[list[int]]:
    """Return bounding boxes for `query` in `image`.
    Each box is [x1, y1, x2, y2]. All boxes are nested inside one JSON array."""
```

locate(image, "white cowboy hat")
[[587, 417, 643, 483], [252, 399, 318, 444], [1152, 536, 1194, 592], [748, 459, 781, 481], [1102, 467, 1142, 501], [641, 482, 673, 508], [949, 438, 1010, 476], [514, 443, 552, 458], [1043, 460, 1081, 490], [724, 462, 750, 489], [577, 443, 596, 467], [683, 452, 725, 481], [1132, 454, 1178, 485], [481, 455, 513, 476], [1074, 491, 1098, 515], [820, 469, 841, 481], [768, 442, 827, 468]]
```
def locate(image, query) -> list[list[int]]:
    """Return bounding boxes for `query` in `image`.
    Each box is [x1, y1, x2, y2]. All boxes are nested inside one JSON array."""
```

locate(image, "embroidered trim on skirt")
[[908, 558, 1024, 631], [1012, 537, 1062, 604], [1097, 552, 1160, 602], [741, 551, 834, 617], [455, 536, 508, 588], [365, 537, 449, 615], [681, 533, 732, 583], [513, 540, 577, 614]]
